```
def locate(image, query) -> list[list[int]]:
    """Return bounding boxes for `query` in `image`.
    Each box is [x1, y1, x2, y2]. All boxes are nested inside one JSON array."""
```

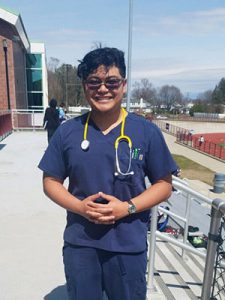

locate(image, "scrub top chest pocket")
[[113, 144, 146, 201]]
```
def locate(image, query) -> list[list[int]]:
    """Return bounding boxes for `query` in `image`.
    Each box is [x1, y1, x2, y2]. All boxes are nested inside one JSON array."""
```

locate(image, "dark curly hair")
[[77, 47, 126, 80]]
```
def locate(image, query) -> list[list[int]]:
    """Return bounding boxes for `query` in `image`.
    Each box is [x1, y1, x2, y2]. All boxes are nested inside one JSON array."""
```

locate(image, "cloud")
[[192, 8, 225, 17], [131, 67, 225, 94], [135, 7, 225, 36]]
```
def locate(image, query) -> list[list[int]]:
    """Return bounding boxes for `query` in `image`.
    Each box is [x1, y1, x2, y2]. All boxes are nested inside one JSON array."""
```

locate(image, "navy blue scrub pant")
[[63, 243, 147, 300]]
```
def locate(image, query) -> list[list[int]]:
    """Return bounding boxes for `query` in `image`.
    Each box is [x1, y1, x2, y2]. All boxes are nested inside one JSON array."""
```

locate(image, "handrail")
[[172, 180, 213, 205], [10, 109, 80, 130], [147, 177, 224, 298], [201, 198, 225, 299]]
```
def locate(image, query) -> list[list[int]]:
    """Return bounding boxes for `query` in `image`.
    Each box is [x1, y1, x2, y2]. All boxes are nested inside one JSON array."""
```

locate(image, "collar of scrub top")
[[80, 108, 134, 176]]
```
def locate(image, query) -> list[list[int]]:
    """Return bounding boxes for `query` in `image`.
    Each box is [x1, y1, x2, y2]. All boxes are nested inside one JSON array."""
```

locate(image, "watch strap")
[[127, 200, 136, 214]]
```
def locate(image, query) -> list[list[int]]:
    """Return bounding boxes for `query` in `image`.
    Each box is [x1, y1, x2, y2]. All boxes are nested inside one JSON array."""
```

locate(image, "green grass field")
[[172, 154, 214, 186]]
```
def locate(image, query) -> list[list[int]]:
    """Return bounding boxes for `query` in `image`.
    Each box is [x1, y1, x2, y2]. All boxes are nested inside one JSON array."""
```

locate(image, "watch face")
[[128, 202, 136, 214]]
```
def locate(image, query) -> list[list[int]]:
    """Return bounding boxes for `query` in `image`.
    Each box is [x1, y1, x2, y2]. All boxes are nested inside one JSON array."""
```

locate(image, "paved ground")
[[0, 130, 225, 300], [0, 132, 67, 300]]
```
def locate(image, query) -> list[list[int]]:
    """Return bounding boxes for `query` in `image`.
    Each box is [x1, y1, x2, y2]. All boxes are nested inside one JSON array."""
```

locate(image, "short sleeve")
[[145, 123, 177, 183], [38, 128, 67, 180]]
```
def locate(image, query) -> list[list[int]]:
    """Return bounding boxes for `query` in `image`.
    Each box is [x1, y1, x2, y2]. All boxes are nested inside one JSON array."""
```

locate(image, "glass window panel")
[[28, 93, 43, 108], [27, 70, 42, 91], [26, 54, 42, 68]]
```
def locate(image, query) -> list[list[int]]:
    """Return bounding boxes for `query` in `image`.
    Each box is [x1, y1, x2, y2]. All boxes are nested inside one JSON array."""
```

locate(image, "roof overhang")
[[0, 6, 30, 51]]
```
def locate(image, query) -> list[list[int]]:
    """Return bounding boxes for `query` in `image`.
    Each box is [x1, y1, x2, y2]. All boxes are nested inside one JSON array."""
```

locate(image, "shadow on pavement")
[[0, 144, 6, 150], [44, 285, 68, 300]]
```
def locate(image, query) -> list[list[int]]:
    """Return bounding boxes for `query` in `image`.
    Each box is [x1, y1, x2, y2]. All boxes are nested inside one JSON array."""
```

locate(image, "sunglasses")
[[85, 77, 124, 90]]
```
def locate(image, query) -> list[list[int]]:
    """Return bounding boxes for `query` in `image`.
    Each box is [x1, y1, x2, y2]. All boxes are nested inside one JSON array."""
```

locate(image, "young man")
[[38, 47, 177, 300]]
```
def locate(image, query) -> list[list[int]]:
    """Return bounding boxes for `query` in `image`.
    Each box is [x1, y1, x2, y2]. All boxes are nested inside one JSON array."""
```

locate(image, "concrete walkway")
[[0, 132, 67, 300], [0, 131, 224, 300]]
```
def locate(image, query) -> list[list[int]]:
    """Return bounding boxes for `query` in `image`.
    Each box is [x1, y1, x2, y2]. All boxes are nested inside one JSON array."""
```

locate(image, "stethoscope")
[[81, 108, 134, 176]]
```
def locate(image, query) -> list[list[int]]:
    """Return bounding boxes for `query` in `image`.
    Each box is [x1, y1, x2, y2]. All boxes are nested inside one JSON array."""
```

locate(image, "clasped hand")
[[81, 192, 128, 225]]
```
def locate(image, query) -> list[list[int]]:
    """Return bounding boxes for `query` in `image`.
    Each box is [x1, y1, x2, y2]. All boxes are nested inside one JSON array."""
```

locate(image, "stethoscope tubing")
[[81, 108, 134, 176]]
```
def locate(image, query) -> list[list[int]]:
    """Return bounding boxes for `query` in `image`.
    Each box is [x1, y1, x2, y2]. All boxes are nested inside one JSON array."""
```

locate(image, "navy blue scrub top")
[[38, 112, 177, 253]]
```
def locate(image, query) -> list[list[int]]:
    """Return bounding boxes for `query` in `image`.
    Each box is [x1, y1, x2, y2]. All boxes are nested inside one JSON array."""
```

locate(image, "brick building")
[[0, 5, 48, 110]]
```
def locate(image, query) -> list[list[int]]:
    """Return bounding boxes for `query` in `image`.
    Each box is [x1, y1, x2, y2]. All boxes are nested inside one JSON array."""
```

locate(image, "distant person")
[[43, 98, 60, 143], [199, 135, 205, 147], [189, 129, 194, 136], [59, 102, 66, 123]]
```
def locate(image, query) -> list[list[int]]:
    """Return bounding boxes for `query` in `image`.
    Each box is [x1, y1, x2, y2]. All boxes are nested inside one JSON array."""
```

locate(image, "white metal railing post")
[[32, 110, 35, 131], [182, 193, 192, 257], [201, 198, 225, 299], [146, 205, 158, 293]]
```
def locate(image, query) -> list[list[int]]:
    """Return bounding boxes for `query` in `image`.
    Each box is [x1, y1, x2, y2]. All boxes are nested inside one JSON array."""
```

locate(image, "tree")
[[198, 90, 212, 102], [131, 78, 156, 105], [47, 59, 86, 109], [158, 85, 183, 110], [212, 78, 225, 105], [198, 89, 224, 113], [47, 57, 62, 101], [47, 57, 60, 72], [189, 101, 207, 116]]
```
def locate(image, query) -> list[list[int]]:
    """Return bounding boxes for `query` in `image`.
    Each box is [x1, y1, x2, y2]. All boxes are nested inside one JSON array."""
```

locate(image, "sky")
[[1, 0, 225, 98]]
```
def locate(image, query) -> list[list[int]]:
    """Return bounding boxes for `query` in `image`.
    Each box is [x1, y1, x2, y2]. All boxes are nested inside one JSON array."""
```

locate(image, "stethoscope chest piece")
[[81, 139, 90, 151]]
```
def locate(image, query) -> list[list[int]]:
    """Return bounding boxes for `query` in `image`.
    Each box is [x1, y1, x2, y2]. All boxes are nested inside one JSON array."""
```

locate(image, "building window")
[[26, 53, 43, 108], [26, 69, 42, 91], [26, 54, 42, 68], [27, 92, 43, 108]]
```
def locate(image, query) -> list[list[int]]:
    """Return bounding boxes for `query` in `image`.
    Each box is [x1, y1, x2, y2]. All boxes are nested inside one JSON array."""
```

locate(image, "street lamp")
[[2, 39, 11, 110]]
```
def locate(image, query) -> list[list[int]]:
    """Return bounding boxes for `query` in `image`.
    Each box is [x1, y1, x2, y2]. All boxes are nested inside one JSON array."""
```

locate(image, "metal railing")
[[202, 199, 225, 300], [10, 109, 80, 130], [147, 176, 225, 299], [11, 109, 44, 130], [153, 119, 225, 161]]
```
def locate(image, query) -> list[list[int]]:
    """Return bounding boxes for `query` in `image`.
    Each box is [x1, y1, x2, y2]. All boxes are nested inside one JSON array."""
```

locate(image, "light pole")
[[126, 0, 133, 112], [2, 39, 11, 110], [65, 64, 70, 111]]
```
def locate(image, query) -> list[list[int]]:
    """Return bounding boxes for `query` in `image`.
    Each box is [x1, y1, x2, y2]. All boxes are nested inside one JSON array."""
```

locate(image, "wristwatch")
[[127, 200, 137, 215]]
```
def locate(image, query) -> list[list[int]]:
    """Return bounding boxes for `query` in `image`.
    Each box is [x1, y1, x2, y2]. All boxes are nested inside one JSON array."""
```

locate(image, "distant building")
[[0, 5, 48, 110], [122, 97, 152, 113]]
